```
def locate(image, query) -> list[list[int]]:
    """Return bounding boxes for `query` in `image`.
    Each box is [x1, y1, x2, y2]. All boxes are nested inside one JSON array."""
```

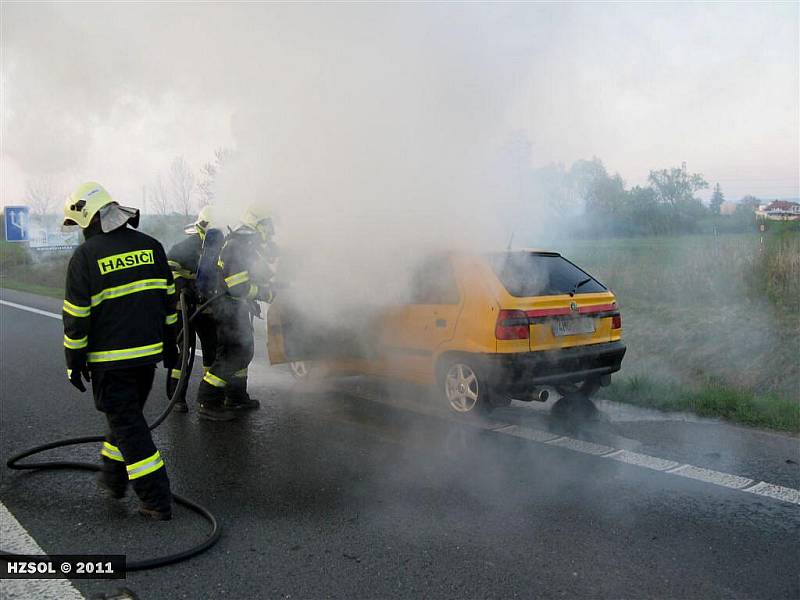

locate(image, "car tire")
[[551, 391, 599, 421], [289, 360, 312, 380], [439, 360, 493, 415], [555, 378, 601, 398]]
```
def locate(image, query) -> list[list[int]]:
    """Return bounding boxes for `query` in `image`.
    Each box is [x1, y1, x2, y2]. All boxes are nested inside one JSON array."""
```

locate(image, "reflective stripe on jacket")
[[63, 226, 177, 371]]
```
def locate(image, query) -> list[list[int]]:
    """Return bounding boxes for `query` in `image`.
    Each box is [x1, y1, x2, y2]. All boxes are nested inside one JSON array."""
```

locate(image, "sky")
[[1, 2, 798, 210]]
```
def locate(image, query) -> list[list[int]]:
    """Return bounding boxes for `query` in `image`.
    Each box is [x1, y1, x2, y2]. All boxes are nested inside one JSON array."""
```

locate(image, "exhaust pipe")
[[535, 389, 549, 402]]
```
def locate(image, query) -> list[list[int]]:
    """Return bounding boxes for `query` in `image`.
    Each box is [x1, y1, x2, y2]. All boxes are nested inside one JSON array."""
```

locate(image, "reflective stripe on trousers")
[[126, 450, 165, 480], [203, 371, 227, 388], [100, 441, 124, 462], [101, 443, 165, 481]]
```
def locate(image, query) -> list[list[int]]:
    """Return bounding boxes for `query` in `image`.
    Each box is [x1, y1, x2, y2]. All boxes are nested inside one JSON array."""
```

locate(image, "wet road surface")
[[1, 289, 798, 599]]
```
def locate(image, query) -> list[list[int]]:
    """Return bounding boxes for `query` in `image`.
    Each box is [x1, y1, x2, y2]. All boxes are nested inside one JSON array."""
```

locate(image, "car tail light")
[[611, 314, 622, 329], [496, 310, 530, 340]]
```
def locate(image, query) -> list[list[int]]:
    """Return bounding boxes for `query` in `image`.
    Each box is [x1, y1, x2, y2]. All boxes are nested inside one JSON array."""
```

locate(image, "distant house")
[[755, 200, 800, 221], [719, 201, 738, 216]]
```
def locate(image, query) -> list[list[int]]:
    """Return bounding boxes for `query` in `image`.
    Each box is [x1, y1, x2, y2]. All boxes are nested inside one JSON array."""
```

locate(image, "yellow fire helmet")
[[185, 204, 216, 238], [240, 204, 275, 241], [63, 182, 115, 229], [63, 182, 139, 232]]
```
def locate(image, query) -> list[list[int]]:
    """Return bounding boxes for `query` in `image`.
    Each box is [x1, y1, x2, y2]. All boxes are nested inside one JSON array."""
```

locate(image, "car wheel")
[[441, 362, 492, 415], [289, 361, 311, 380]]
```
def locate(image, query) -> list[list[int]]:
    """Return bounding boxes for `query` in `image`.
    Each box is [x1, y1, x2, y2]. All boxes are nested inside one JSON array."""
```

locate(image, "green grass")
[[1, 249, 68, 300], [559, 232, 800, 403], [0, 278, 63, 299], [3, 230, 798, 431], [606, 376, 800, 433]]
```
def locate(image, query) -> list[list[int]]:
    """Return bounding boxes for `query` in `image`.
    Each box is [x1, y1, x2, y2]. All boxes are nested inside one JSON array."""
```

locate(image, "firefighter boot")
[[137, 505, 172, 521], [97, 448, 128, 499], [96, 471, 127, 499], [132, 465, 173, 521], [224, 373, 260, 410], [197, 379, 237, 421]]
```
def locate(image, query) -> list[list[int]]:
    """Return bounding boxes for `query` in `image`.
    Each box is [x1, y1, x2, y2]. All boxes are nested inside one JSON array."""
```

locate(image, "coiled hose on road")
[[1, 292, 223, 571]]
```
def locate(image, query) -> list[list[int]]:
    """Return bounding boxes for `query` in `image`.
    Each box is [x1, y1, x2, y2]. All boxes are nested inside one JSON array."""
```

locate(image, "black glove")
[[68, 367, 91, 393], [163, 343, 179, 371]]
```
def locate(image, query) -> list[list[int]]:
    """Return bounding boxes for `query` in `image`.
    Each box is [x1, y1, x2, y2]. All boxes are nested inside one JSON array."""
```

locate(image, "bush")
[[0, 241, 32, 269], [745, 228, 800, 311]]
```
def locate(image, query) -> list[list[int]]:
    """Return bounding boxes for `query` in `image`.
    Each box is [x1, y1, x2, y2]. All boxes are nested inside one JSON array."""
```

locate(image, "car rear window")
[[487, 252, 606, 297]]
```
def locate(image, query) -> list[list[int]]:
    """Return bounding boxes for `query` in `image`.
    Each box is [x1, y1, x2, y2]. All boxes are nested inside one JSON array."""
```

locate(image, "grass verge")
[[605, 376, 800, 433], [0, 279, 63, 299]]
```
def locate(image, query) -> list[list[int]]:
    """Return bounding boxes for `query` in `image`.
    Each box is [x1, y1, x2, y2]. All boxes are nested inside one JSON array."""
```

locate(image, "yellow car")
[[267, 250, 626, 414]]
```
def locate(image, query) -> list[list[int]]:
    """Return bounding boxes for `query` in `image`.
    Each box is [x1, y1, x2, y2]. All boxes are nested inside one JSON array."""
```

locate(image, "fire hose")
[[1, 291, 223, 571]]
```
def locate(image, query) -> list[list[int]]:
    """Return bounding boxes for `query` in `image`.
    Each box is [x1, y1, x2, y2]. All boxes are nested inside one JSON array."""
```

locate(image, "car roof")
[[436, 248, 563, 263], [514, 247, 561, 256]]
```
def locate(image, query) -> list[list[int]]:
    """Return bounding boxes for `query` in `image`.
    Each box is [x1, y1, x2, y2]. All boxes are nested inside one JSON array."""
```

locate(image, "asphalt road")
[[1, 288, 798, 599]]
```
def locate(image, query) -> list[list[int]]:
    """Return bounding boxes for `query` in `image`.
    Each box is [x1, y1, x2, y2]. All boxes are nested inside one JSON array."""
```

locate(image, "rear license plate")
[[551, 317, 595, 337]]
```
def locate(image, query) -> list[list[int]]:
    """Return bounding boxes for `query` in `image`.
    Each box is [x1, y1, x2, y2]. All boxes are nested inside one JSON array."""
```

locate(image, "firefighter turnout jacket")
[[218, 229, 275, 303], [63, 226, 177, 373], [167, 234, 202, 301]]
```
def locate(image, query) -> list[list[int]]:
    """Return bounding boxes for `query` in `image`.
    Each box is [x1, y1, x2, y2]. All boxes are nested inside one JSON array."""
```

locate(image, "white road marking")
[[546, 436, 617, 456], [1, 299, 203, 358], [0, 501, 85, 600], [605, 449, 681, 471], [327, 379, 800, 505], [666, 464, 754, 489], [0, 300, 61, 320], [745, 481, 800, 504], [5, 299, 800, 507], [495, 424, 561, 442], [492, 425, 798, 504]]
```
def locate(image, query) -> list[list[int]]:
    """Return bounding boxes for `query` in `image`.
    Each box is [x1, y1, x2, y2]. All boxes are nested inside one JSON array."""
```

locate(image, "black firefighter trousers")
[[93, 365, 172, 511], [169, 308, 218, 401], [197, 297, 254, 406]]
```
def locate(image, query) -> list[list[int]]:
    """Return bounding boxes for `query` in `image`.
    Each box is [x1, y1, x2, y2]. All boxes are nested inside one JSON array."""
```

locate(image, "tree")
[[710, 183, 724, 215], [648, 165, 708, 208], [647, 164, 709, 232], [148, 173, 170, 215], [25, 177, 59, 218], [739, 195, 761, 209], [569, 157, 610, 212], [168, 156, 196, 217], [198, 148, 232, 206]]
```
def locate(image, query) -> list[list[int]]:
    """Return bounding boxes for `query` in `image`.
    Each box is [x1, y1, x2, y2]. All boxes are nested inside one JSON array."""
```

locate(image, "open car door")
[[266, 301, 289, 365], [266, 300, 377, 366]]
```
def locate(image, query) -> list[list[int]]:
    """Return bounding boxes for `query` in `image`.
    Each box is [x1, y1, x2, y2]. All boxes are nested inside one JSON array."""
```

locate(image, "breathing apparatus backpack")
[[196, 227, 225, 299]]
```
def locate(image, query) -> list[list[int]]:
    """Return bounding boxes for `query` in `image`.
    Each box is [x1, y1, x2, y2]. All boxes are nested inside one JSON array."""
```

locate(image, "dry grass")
[[562, 232, 799, 404]]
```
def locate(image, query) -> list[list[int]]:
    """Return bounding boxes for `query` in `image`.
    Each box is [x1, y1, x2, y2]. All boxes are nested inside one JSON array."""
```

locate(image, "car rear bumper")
[[484, 340, 626, 391]]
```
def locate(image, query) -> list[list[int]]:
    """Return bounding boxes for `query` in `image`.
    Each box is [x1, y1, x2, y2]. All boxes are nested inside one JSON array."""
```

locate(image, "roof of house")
[[765, 200, 800, 211]]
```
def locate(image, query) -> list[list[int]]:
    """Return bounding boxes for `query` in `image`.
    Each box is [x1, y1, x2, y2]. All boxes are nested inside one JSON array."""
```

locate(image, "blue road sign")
[[4, 206, 30, 242]]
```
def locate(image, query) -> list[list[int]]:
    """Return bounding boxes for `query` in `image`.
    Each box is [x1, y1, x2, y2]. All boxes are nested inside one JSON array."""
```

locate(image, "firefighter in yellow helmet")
[[165, 205, 219, 412], [196, 205, 277, 421], [62, 182, 176, 519]]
